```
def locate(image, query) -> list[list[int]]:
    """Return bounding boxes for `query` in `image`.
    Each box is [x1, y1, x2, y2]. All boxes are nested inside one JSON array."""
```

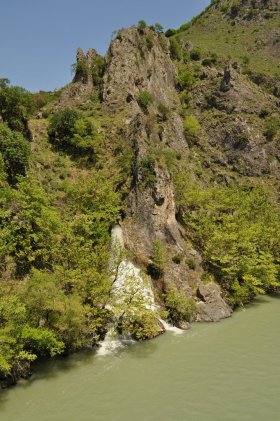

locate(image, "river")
[[0, 295, 279, 421]]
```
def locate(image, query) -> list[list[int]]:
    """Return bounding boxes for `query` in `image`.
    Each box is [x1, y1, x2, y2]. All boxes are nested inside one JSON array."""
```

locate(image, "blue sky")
[[0, 0, 210, 92]]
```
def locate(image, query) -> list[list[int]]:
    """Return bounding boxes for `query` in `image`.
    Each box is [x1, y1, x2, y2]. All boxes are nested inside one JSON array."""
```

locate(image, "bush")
[[72, 59, 88, 82], [157, 103, 170, 121], [138, 91, 154, 111], [176, 69, 194, 90], [92, 56, 105, 87], [146, 33, 153, 50], [71, 117, 101, 155], [165, 28, 176, 37], [0, 123, 30, 180], [0, 85, 35, 137], [154, 23, 164, 34], [186, 257, 196, 270], [48, 108, 80, 149], [164, 284, 196, 323], [231, 0, 241, 17], [183, 115, 201, 138], [169, 38, 183, 61], [182, 183, 280, 306], [138, 20, 147, 34], [172, 253, 183, 264], [264, 116, 279, 140], [149, 240, 166, 278], [138, 156, 156, 187], [220, 3, 229, 13], [190, 48, 202, 61]]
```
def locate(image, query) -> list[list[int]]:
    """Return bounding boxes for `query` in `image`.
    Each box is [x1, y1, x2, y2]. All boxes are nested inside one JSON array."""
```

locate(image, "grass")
[[174, 8, 280, 78]]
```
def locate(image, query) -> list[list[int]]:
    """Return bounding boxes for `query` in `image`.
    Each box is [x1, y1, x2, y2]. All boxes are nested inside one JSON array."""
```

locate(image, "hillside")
[[0, 0, 279, 387], [171, 0, 280, 91]]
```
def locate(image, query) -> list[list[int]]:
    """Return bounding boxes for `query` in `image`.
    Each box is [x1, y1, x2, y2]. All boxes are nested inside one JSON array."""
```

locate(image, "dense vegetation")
[[0, 0, 280, 386], [176, 181, 280, 306]]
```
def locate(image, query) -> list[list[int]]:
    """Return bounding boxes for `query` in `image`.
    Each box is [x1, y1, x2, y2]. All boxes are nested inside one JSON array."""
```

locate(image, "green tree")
[[138, 90, 154, 112], [149, 240, 166, 278], [169, 38, 183, 61], [0, 123, 30, 181], [154, 23, 164, 33], [0, 85, 35, 136], [0, 176, 62, 276], [183, 115, 201, 139], [182, 183, 280, 306], [48, 108, 80, 149], [164, 283, 197, 323]]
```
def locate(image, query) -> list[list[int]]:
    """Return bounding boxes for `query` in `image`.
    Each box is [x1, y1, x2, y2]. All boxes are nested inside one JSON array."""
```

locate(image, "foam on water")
[[158, 318, 184, 335]]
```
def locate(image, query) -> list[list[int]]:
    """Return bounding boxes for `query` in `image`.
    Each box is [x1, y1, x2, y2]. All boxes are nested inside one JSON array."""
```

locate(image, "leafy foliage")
[[0, 84, 35, 136], [164, 284, 197, 323], [149, 240, 166, 278], [138, 90, 154, 111], [183, 115, 201, 139], [181, 183, 280, 306], [48, 108, 80, 149], [0, 123, 30, 180]]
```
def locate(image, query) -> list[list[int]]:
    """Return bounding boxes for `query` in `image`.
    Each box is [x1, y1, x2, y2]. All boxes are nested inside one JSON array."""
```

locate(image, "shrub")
[[220, 3, 229, 13], [92, 56, 105, 87], [242, 55, 250, 65], [138, 91, 154, 111], [48, 108, 80, 149], [176, 69, 194, 90], [164, 284, 197, 323], [0, 85, 35, 137], [190, 48, 202, 61], [183, 115, 201, 138], [72, 59, 88, 82], [149, 240, 166, 278], [165, 28, 177, 37], [172, 253, 183, 264], [71, 117, 100, 154], [154, 23, 164, 34], [169, 38, 183, 61], [231, 0, 241, 17], [186, 257, 196, 270], [0, 123, 30, 180], [158, 103, 170, 121], [146, 33, 153, 50], [138, 155, 156, 187], [138, 20, 147, 33], [264, 116, 279, 140]]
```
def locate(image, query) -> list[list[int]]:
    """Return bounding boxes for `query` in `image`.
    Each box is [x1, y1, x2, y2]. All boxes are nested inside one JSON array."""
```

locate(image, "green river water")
[[0, 295, 279, 421]]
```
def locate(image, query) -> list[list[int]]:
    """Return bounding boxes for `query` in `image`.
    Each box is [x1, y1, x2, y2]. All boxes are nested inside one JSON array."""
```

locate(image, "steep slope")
[[172, 0, 280, 87], [0, 2, 279, 388]]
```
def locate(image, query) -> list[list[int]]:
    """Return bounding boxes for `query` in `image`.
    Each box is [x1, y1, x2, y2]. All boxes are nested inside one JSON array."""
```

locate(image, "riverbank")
[[1, 295, 279, 421]]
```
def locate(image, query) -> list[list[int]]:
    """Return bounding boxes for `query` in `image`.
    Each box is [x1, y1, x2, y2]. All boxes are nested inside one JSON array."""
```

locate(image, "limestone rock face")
[[101, 27, 203, 294], [57, 48, 100, 108], [103, 27, 177, 111], [192, 61, 280, 181], [196, 283, 232, 322]]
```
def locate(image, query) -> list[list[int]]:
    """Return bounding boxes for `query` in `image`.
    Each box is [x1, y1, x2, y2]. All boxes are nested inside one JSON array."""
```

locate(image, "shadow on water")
[[244, 295, 271, 309], [0, 338, 160, 406]]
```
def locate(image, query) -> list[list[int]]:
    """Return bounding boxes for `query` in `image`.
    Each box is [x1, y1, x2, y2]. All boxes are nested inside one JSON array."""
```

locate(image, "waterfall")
[[97, 225, 183, 356]]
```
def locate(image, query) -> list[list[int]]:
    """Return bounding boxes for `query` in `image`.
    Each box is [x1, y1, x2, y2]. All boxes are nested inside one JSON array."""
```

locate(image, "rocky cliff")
[[51, 11, 279, 322]]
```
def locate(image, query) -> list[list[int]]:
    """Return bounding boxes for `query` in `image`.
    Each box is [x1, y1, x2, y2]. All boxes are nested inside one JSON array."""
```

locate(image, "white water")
[[158, 318, 184, 335], [97, 225, 183, 355], [110, 225, 156, 312]]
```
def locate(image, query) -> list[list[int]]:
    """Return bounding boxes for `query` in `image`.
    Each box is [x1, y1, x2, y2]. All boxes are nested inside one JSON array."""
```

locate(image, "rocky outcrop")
[[196, 283, 232, 322], [101, 26, 231, 319], [56, 48, 102, 109], [192, 62, 280, 181]]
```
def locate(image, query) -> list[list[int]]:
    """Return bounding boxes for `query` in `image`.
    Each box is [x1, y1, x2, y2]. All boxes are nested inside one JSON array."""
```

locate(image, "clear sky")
[[0, 0, 210, 92]]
